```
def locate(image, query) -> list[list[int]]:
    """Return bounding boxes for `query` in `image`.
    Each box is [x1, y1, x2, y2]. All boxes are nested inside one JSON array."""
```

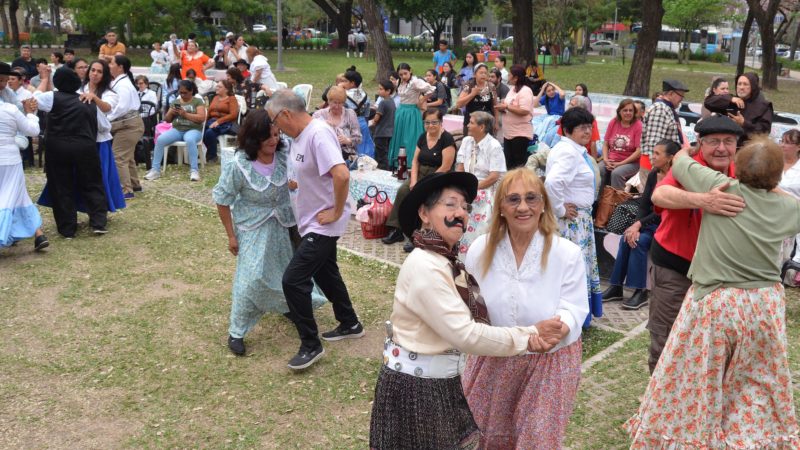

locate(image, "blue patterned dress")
[[212, 150, 326, 338]]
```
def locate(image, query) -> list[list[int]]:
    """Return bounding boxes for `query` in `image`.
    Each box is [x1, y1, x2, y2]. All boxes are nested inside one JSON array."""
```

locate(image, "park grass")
[[4, 47, 800, 112]]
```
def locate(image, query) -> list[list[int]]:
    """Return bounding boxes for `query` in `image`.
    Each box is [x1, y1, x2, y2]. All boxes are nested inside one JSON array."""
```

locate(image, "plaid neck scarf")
[[412, 228, 490, 325]]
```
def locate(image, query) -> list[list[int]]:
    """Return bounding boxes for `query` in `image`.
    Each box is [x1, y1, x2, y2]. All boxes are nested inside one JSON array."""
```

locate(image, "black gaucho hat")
[[398, 172, 478, 239]]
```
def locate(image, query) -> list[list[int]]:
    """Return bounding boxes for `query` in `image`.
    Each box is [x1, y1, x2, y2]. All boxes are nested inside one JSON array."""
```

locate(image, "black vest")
[[45, 91, 97, 145]]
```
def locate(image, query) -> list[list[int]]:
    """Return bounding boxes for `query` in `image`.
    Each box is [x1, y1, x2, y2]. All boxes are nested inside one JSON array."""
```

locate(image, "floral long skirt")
[[558, 207, 602, 326], [458, 187, 493, 261], [625, 284, 800, 448]]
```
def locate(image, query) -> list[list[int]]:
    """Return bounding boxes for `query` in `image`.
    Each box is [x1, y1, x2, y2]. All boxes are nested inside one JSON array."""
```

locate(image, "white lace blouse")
[[465, 231, 589, 352]]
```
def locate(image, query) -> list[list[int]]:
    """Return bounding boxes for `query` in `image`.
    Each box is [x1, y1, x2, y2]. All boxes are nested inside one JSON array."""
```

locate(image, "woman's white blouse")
[[465, 231, 589, 352], [780, 159, 800, 199], [544, 135, 596, 218], [0, 102, 39, 165]]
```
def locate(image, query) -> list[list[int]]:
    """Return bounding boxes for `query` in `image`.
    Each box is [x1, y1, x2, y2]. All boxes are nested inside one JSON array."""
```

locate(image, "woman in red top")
[[180, 41, 214, 80], [203, 80, 239, 162], [600, 99, 642, 189]]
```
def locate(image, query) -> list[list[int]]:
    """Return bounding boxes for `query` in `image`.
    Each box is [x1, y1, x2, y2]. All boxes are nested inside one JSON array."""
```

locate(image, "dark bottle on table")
[[396, 146, 408, 180]]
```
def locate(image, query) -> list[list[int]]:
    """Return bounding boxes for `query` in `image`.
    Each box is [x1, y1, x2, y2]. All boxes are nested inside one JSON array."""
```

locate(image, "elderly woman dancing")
[[544, 107, 603, 326], [462, 168, 588, 449], [369, 172, 562, 450], [626, 136, 800, 447]]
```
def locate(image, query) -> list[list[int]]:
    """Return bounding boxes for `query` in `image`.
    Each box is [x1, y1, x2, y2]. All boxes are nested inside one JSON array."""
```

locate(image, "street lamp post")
[[276, 0, 285, 71]]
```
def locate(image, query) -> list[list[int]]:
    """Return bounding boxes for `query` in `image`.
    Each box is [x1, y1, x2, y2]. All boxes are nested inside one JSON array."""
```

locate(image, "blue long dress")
[[346, 87, 375, 159], [212, 150, 326, 339]]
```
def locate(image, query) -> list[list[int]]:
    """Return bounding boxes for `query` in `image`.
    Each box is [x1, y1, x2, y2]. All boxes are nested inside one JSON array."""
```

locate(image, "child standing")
[[369, 80, 396, 170]]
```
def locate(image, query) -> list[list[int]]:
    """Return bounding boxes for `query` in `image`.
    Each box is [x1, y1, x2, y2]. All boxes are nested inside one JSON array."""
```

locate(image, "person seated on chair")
[[135, 75, 158, 119], [144, 80, 206, 182], [203, 80, 239, 162], [601, 139, 680, 311]]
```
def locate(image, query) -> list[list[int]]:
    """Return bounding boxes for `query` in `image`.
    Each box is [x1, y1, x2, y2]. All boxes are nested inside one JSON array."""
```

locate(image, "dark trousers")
[[503, 136, 530, 170], [202, 119, 234, 160], [647, 263, 691, 373], [282, 233, 359, 351], [373, 136, 390, 170], [45, 144, 108, 237]]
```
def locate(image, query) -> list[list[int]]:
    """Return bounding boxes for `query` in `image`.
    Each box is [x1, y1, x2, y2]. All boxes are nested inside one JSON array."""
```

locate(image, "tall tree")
[[360, 0, 393, 80], [623, 0, 664, 97], [0, 0, 10, 44], [746, 0, 782, 89], [736, 9, 754, 75], [510, 0, 533, 66], [450, 0, 486, 53], [9, 0, 20, 47], [311, 0, 353, 48]]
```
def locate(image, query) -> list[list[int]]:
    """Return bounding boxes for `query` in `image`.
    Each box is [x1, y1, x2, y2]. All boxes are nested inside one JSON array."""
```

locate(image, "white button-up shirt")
[[545, 135, 596, 218], [456, 133, 506, 181], [0, 102, 39, 165], [465, 232, 589, 352], [108, 74, 140, 121]]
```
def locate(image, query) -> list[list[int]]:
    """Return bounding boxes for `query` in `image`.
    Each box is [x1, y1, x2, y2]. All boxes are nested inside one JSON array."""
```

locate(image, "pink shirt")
[[502, 85, 534, 140], [252, 159, 275, 177], [603, 118, 642, 162]]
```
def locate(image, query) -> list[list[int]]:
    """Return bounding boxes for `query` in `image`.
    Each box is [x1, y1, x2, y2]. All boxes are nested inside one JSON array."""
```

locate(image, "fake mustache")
[[444, 216, 465, 229]]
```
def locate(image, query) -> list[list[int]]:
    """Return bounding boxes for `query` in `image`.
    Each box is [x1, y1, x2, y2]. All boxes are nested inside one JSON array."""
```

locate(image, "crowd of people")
[[2, 33, 799, 449]]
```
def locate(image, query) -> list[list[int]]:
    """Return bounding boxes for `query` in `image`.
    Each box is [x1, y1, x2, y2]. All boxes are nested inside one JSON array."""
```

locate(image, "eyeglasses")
[[436, 200, 473, 214], [672, 91, 685, 100], [574, 124, 593, 133], [504, 192, 544, 208], [702, 137, 737, 148], [269, 109, 287, 123], [424, 120, 441, 126]]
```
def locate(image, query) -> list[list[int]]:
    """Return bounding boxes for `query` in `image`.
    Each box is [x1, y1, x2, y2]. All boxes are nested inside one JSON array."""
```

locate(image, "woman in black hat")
[[369, 171, 562, 449]]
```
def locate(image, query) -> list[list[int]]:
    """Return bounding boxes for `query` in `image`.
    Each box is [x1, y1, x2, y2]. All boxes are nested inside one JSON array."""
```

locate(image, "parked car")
[[463, 33, 490, 46], [252, 24, 267, 33], [413, 30, 452, 42], [301, 28, 322, 37], [590, 40, 618, 52]]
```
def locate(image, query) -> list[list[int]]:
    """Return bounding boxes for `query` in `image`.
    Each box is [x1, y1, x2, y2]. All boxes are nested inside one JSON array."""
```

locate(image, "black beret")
[[695, 115, 744, 137], [662, 79, 690, 92]]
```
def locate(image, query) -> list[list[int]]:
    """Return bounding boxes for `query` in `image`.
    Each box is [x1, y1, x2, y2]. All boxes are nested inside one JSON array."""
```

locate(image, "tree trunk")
[[9, 0, 20, 48], [624, 0, 663, 97], [747, 0, 782, 89], [452, 18, 463, 54], [312, 0, 353, 49], [737, 9, 754, 75], [789, 17, 800, 61], [361, 0, 393, 81], [50, 0, 60, 34], [511, 0, 533, 67], [0, 0, 10, 44]]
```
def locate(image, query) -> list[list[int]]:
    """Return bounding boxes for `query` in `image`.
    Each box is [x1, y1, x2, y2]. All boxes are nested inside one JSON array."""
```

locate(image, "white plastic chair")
[[276, 82, 288, 90], [292, 84, 313, 112], [165, 95, 208, 172]]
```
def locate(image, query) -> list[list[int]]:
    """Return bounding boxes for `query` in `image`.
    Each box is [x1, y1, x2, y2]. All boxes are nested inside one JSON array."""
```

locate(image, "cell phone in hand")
[[172, 104, 182, 110]]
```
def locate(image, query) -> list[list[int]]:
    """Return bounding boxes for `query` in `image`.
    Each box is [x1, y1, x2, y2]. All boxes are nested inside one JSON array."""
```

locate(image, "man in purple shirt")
[[267, 90, 364, 370]]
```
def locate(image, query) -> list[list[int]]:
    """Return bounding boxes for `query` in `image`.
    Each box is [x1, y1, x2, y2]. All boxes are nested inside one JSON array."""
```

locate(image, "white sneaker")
[[144, 170, 161, 181], [189, 170, 200, 181]]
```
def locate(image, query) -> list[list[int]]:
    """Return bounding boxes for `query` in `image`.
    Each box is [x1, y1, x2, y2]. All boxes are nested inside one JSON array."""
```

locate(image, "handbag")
[[360, 186, 392, 239], [594, 186, 632, 229], [606, 198, 640, 235]]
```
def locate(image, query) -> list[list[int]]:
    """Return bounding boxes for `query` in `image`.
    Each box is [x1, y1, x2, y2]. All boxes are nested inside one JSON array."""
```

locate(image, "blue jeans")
[[202, 119, 234, 160], [609, 223, 657, 290], [152, 127, 202, 172]]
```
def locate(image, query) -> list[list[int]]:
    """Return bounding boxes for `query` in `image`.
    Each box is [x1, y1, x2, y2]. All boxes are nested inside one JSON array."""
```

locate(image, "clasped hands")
[[527, 316, 568, 353]]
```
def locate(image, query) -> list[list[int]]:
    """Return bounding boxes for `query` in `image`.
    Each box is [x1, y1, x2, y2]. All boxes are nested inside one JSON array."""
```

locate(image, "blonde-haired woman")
[[463, 168, 589, 449]]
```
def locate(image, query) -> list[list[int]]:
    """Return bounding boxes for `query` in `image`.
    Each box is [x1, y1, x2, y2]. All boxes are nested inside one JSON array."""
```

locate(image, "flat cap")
[[695, 115, 744, 137], [662, 79, 689, 92]]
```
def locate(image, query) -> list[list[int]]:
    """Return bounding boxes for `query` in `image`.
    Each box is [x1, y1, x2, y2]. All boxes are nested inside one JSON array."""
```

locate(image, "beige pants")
[[111, 116, 145, 194]]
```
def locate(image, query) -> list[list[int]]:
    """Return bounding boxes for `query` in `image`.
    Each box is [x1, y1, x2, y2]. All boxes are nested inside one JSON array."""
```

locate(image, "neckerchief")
[[412, 228, 490, 325]]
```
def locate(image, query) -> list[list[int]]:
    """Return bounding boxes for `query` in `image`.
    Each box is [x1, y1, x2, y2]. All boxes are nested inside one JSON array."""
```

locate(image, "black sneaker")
[[381, 228, 405, 245], [133, 186, 143, 192], [34, 234, 49, 251], [228, 335, 245, 356], [93, 226, 108, 235], [601, 284, 624, 302], [321, 322, 365, 341], [287, 346, 325, 370], [622, 289, 649, 310]]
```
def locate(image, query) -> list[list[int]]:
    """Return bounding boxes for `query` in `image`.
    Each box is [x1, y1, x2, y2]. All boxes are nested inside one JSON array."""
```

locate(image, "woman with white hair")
[[455, 111, 506, 259]]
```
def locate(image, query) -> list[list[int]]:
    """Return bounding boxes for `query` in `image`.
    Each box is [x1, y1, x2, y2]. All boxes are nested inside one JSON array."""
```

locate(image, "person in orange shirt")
[[98, 31, 126, 62], [180, 41, 214, 80]]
